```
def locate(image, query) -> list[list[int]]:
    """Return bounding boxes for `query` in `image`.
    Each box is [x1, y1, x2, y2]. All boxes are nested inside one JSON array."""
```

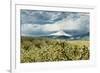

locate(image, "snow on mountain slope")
[[50, 30, 72, 37]]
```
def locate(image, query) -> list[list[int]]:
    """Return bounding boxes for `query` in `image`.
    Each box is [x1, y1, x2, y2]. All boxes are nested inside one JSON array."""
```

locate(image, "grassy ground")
[[21, 37, 89, 63]]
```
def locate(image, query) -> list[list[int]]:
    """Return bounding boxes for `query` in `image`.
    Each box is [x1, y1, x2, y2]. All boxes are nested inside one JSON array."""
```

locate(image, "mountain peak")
[[50, 30, 72, 36]]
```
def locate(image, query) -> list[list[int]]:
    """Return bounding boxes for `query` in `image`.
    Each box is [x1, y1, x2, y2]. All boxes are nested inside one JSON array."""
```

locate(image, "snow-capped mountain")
[[50, 30, 72, 37]]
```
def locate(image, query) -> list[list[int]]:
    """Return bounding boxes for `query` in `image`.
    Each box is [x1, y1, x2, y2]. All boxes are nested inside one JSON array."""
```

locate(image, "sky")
[[20, 9, 90, 36]]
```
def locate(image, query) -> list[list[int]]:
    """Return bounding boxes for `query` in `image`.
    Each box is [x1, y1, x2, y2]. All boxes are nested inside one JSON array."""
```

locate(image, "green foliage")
[[21, 37, 90, 63]]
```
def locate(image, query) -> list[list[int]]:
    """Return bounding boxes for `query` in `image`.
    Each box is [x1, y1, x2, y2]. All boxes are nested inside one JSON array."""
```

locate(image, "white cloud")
[[21, 24, 41, 34], [41, 19, 80, 32], [60, 19, 80, 30], [42, 23, 60, 32], [47, 12, 63, 21]]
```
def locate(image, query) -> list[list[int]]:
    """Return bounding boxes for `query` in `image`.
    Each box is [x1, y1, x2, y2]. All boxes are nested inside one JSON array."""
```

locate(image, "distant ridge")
[[21, 31, 89, 40]]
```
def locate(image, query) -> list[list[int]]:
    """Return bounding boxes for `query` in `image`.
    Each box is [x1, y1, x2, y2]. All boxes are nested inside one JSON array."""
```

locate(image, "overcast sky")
[[20, 9, 89, 36]]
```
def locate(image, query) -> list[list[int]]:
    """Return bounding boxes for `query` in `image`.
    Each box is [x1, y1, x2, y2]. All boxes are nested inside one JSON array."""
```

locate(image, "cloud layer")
[[21, 10, 89, 36]]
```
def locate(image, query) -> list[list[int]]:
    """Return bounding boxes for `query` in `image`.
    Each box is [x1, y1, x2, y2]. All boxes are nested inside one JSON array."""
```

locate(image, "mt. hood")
[[50, 30, 72, 37]]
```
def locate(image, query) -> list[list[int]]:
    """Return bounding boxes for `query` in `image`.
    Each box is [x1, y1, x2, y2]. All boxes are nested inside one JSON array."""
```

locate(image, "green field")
[[21, 36, 90, 63]]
